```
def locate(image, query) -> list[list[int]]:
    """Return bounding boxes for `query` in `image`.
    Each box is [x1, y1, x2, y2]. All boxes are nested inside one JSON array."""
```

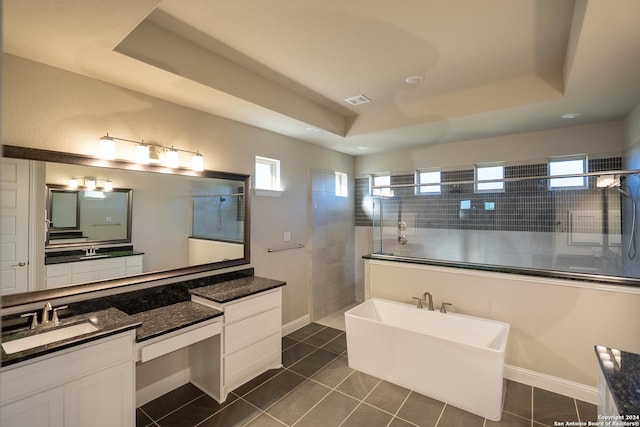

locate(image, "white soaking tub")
[[345, 298, 510, 421]]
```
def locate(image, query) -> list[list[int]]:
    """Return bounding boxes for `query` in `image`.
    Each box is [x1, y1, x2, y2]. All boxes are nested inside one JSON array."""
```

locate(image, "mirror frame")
[[1, 145, 251, 308], [46, 184, 133, 246]]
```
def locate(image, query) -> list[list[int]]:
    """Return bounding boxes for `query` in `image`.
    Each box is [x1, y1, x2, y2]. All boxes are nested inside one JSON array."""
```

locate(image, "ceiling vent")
[[344, 94, 371, 106]]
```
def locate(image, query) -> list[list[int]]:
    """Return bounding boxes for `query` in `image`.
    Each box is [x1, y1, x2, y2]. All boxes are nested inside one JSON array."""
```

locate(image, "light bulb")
[[85, 178, 96, 190], [135, 144, 150, 164], [99, 135, 116, 160], [69, 178, 79, 189], [192, 153, 204, 172], [104, 180, 113, 191], [166, 149, 180, 168]]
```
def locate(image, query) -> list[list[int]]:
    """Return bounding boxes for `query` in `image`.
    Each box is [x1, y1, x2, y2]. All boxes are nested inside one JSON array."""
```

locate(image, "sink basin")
[[2, 322, 100, 355], [79, 254, 109, 259]]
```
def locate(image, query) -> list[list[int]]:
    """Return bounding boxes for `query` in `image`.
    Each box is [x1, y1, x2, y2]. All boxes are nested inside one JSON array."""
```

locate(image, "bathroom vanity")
[[595, 345, 640, 417], [0, 270, 285, 427]]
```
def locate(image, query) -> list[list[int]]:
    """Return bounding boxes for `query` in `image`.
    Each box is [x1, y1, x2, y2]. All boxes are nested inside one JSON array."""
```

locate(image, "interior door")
[[1, 158, 30, 294]]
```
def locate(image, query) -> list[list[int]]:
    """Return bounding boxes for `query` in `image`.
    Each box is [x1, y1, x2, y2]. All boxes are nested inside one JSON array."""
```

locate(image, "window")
[[475, 164, 504, 192], [371, 175, 393, 197], [335, 172, 348, 197], [416, 170, 441, 194], [255, 156, 281, 191], [549, 156, 587, 189]]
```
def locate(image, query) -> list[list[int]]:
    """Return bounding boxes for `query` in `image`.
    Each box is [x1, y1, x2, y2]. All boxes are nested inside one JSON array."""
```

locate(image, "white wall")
[[1, 53, 355, 327]]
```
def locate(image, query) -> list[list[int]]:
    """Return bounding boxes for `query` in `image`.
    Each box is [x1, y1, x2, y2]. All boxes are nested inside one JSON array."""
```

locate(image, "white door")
[[1, 158, 30, 294]]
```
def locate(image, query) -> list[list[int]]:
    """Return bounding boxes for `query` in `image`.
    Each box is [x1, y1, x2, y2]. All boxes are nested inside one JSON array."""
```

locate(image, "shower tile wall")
[[355, 157, 625, 275], [310, 169, 356, 320]]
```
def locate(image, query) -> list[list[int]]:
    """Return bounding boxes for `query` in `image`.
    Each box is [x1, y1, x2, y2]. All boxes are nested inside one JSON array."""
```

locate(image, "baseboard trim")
[[504, 364, 598, 404], [282, 315, 310, 336], [136, 368, 191, 407]]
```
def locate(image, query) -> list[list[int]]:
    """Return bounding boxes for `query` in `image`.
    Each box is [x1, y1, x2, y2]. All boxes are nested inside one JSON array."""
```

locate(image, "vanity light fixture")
[[68, 177, 114, 191], [97, 133, 205, 171]]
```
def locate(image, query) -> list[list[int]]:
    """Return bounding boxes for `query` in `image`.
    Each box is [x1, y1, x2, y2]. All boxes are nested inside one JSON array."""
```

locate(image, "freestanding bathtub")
[[345, 298, 510, 421]]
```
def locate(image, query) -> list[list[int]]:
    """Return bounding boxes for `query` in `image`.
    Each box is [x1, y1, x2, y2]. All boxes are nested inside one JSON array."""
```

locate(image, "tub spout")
[[422, 292, 434, 311]]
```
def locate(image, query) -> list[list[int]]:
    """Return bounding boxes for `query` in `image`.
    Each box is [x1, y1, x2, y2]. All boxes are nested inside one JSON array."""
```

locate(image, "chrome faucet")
[[422, 292, 434, 311]]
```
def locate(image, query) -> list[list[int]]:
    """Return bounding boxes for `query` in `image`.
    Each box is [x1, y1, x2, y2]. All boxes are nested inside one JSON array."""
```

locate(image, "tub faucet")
[[422, 292, 434, 311]]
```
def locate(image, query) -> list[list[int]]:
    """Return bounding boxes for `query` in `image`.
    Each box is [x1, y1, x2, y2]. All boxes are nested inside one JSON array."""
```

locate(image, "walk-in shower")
[[361, 158, 640, 281]]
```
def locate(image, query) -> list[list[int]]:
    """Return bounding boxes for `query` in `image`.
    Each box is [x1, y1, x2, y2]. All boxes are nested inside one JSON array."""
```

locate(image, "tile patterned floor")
[[137, 323, 597, 427]]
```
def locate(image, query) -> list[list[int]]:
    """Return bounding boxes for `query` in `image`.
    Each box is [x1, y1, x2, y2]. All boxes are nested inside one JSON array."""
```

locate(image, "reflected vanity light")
[[68, 177, 113, 191], [97, 133, 205, 171]]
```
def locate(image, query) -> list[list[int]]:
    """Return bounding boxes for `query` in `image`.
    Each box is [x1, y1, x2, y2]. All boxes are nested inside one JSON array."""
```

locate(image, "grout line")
[[433, 403, 447, 427], [337, 376, 382, 427], [151, 392, 206, 425]]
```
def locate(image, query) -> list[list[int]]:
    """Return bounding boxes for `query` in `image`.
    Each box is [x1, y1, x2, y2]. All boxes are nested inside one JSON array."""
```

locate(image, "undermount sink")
[[2, 322, 100, 355]]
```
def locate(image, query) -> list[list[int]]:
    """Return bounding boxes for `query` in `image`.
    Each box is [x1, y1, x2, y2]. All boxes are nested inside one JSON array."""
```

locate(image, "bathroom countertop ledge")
[[131, 301, 223, 342], [1, 307, 141, 367], [189, 276, 286, 303], [595, 345, 640, 415], [45, 250, 145, 265]]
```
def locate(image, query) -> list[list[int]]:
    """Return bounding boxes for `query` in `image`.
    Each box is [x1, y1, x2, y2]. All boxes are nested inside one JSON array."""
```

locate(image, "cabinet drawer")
[[224, 289, 281, 324], [125, 255, 143, 267], [71, 258, 125, 274], [138, 320, 222, 363], [224, 334, 281, 387], [45, 275, 72, 289], [46, 264, 70, 278], [224, 308, 281, 355]]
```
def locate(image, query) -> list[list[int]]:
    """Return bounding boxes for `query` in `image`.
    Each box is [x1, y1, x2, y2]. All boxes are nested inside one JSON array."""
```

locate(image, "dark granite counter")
[[1, 307, 141, 367], [595, 345, 640, 415], [1, 269, 284, 365], [131, 301, 222, 342], [189, 276, 286, 303], [45, 249, 144, 265]]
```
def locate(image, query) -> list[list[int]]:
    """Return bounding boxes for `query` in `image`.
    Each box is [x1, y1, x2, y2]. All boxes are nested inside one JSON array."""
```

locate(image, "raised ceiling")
[[3, 0, 640, 155]]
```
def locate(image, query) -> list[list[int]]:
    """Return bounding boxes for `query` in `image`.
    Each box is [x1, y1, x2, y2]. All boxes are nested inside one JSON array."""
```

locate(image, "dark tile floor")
[[137, 323, 597, 427]]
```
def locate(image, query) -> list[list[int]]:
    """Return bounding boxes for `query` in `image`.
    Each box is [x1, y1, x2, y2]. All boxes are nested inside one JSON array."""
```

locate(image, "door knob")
[[13, 261, 26, 267]]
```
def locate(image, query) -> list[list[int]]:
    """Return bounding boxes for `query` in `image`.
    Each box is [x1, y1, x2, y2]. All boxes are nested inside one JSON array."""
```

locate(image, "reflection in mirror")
[[47, 185, 132, 245], [1, 145, 250, 307]]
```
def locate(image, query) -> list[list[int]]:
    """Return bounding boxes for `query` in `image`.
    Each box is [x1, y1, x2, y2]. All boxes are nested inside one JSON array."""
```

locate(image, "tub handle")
[[440, 303, 452, 313], [412, 297, 423, 309]]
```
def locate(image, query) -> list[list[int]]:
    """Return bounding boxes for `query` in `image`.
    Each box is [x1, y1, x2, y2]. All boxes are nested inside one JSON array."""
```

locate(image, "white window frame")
[[335, 171, 348, 197], [255, 156, 281, 192], [371, 175, 393, 197], [475, 163, 505, 193], [548, 155, 588, 190], [416, 170, 441, 194]]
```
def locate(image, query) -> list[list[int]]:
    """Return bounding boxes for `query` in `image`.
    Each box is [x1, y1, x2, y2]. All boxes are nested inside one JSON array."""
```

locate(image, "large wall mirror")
[[1, 145, 250, 307]]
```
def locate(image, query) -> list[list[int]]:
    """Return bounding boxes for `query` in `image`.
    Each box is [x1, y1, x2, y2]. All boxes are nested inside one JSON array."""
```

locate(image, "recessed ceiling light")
[[561, 112, 582, 119], [404, 75, 424, 85], [345, 94, 371, 106], [357, 146, 369, 150]]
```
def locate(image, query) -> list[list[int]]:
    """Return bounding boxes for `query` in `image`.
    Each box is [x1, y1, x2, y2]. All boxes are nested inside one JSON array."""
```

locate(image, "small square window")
[[335, 171, 348, 197], [371, 175, 394, 197], [416, 170, 441, 194], [255, 156, 281, 191], [549, 156, 587, 189], [475, 164, 504, 192]]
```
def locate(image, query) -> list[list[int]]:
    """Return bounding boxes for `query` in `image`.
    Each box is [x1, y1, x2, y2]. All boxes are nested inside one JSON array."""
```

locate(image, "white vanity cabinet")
[[0, 330, 136, 427], [192, 287, 283, 402], [45, 254, 143, 289]]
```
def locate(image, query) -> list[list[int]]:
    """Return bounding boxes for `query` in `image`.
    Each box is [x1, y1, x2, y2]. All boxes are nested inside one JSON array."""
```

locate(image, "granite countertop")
[[1, 271, 284, 366], [595, 345, 640, 415], [130, 301, 223, 342], [1, 307, 141, 367], [189, 276, 286, 303], [45, 250, 144, 265]]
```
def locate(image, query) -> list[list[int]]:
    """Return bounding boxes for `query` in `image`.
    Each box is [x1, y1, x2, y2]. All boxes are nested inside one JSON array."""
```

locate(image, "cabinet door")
[[64, 361, 134, 427], [0, 387, 63, 427]]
